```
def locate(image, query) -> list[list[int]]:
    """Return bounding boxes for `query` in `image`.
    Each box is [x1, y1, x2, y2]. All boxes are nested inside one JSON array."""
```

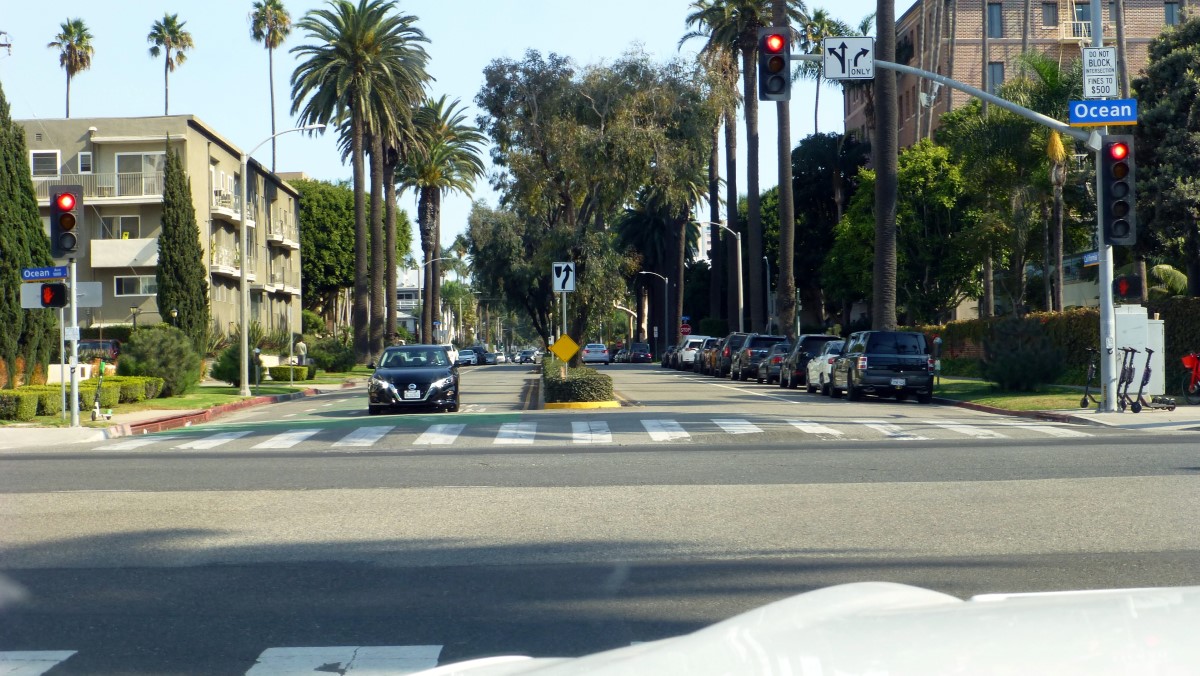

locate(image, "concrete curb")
[[933, 397, 1106, 427], [543, 400, 621, 409], [106, 381, 359, 438]]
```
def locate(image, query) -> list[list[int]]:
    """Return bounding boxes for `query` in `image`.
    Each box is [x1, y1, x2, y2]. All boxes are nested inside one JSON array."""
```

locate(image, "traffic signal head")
[[40, 282, 69, 308], [758, 28, 791, 102], [1100, 136, 1135, 246], [50, 185, 83, 258]]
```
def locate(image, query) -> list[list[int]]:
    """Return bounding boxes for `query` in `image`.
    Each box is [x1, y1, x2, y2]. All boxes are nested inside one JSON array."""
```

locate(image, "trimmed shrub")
[[980, 318, 1066, 391], [116, 325, 202, 397], [78, 382, 121, 409], [542, 356, 614, 403], [210, 345, 242, 386], [16, 386, 63, 416], [310, 337, 356, 372], [268, 366, 307, 382], [0, 391, 39, 421], [302, 310, 325, 336], [98, 376, 148, 403], [142, 377, 165, 400]]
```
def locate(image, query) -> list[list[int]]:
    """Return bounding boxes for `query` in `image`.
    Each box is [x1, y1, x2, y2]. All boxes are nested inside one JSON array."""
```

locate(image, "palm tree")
[[47, 18, 94, 119], [872, 0, 899, 329], [147, 13, 194, 115], [396, 96, 485, 344], [250, 0, 292, 172], [290, 0, 430, 362]]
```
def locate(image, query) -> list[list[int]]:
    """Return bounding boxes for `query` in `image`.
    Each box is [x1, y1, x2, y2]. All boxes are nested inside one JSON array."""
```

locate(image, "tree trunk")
[[384, 145, 398, 343], [65, 72, 71, 118], [418, 187, 436, 342], [926, 0, 944, 139], [872, 0, 899, 330], [1115, 0, 1131, 97], [982, 251, 995, 317], [432, 194, 443, 346], [268, 46, 277, 172], [724, 107, 741, 331], [1052, 166, 1065, 311], [741, 45, 765, 332], [708, 121, 723, 323], [947, 0, 958, 119], [981, 0, 990, 117], [1022, 0, 1032, 54], [368, 133, 385, 360], [1042, 200, 1052, 311], [674, 218, 687, 349], [164, 48, 171, 115], [351, 111, 369, 362]]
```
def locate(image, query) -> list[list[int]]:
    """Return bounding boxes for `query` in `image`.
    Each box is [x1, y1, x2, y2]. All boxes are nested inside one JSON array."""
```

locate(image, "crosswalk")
[[92, 415, 1099, 453]]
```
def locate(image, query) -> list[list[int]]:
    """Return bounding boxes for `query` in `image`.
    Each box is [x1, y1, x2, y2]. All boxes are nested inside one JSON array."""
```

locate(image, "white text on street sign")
[[21, 265, 68, 281], [823, 37, 874, 80]]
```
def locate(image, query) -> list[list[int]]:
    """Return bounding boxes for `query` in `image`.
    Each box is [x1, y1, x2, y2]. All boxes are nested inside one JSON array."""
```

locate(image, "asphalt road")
[[2, 363, 1197, 674]]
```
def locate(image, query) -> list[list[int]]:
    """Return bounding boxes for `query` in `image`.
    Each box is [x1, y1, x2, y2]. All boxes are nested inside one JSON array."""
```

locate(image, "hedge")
[[14, 386, 63, 416], [267, 365, 310, 381], [94, 376, 147, 403], [78, 382, 121, 409], [542, 356, 614, 403], [0, 391, 40, 421]]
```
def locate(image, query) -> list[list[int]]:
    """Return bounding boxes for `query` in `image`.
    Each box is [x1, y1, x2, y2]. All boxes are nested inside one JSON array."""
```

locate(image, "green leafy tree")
[[0, 83, 57, 388], [47, 18, 94, 118], [156, 149, 210, 352], [294, 178, 354, 323], [116, 325, 202, 396], [147, 13, 194, 115], [250, 0, 292, 172]]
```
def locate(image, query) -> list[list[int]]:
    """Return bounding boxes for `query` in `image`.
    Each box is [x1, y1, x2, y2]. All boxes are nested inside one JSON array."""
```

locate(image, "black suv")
[[628, 342, 653, 363], [780, 334, 841, 389], [730, 333, 788, 381], [830, 330, 934, 403], [713, 332, 750, 378]]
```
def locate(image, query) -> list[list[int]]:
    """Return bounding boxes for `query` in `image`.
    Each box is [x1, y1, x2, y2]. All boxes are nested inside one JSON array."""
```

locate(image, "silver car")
[[806, 340, 845, 395]]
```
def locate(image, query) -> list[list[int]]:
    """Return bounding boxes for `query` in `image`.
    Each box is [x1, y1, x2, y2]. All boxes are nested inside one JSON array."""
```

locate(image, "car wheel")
[[846, 374, 863, 401], [368, 405, 384, 415], [918, 391, 933, 404], [830, 376, 844, 399], [821, 376, 831, 396], [777, 372, 787, 388], [806, 375, 817, 393], [446, 396, 460, 413], [757, 369, 765, 384]]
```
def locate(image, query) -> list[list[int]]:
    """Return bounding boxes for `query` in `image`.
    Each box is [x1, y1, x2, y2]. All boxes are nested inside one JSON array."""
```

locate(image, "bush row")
[[542, 355, 614, 403], [267, 365, 315, 382], [0, 390, 40, 420]]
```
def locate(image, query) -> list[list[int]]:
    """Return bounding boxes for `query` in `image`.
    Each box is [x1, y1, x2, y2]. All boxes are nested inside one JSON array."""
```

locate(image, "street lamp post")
[[170, 308, 178, 327], [240, 124, 324, 396], [638, 271, 668, 361], [130, 306, 140, 329], [704, 221, 743, 333]]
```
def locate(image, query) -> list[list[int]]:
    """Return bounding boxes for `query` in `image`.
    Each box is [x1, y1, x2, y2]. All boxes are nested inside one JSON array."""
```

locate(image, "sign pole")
[[69, 257, 80, 427], [1092, 8, 1118, 413], [59, 307, 66, 420]]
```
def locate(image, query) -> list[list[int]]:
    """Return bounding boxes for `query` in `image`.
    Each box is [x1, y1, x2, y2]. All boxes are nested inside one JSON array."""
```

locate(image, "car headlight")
[[369, 376, 392, 390], [432, 376, 455, 391]]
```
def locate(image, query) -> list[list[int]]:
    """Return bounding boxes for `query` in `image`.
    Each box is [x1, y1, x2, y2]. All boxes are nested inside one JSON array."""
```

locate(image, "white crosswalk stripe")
[[97, 436, 179, 450], [174, 430, 251, 450], [333, 426, 394, 448], [924, 420, 1009, 439], [787, 419, 845, 438], [494, 422, 537, 445], [0, 650, 77, 676], [245, 645, 442, 675], [252, 430, 321, 449], [856, 420, 930, 441], [414, 424, 465, 445], [712, 419, 762, 435], [572, 421, 612, 444], [641, 419, 689, 441], [996, 421, 1091, 438]]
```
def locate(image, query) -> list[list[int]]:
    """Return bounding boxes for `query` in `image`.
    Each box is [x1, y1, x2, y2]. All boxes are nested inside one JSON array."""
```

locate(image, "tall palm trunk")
[[1022, 0, 1032, 54], [368, 133, 386, 360], [432, 204, 442, 345], [708, 121, 723, 322], [351, 109, 370, 362], [741, 44, 765, 332], [268, 46, 277, 172], [163, 48, 171, 115], [723, 108, 741, 331], [981, 0, 990, 116], [983, 249, 995, 316], [872, 0, 899, 330], [65, 72, 71, 118], [1052, 163, 1065, 311], [384, 145, 398, 343], [674, 215, 687, 348], [418, 187, 436, 341]]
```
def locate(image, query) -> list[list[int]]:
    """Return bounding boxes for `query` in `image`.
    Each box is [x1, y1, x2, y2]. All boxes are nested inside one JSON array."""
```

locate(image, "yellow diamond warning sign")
[[550, 335, 580, 363]]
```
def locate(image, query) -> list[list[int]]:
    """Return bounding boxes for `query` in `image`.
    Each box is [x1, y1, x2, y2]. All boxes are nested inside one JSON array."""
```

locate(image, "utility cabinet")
[[1114, 304, 1165, 396]]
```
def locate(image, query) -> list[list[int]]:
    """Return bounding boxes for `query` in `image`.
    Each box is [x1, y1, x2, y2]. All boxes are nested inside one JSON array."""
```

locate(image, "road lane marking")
[[787, 420, 844, 437], [414, 424, 465, 445], [246, 645, 442, 675], [996, 421, 1091, 438], [0, 650, 77, 675], [712, 418, 762, 435], [494, 422, 537, 445], [283, 413, 297, 418], [252, 430, 321, 449], [856, 420, 930, 441], [97, 436, 179, 450], [333, 426, 394, 448], [174, 431, 251, 450], [641, 419, 689, 441], [925, 420, 1008, 439], [572, 420, 612, 444], [322, 403, 333, 407]]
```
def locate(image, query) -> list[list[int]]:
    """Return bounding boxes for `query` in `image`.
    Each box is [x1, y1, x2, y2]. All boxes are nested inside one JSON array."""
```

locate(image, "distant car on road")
[[804, 340, 845, 395], [581, 343, 610, 365], [731, 333, 787, 381], [455, 351, 478, 366], [517, 349, 536, 364], [628, 342, 653, 364], [483, 352, 499, 365], [756, 342, 791, 384], [780, 334, 842, 389]]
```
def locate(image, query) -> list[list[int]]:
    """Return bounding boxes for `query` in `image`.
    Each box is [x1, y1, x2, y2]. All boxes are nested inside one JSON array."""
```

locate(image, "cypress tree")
[[0, 82, 57, 388], [156, 149, 209, 352]]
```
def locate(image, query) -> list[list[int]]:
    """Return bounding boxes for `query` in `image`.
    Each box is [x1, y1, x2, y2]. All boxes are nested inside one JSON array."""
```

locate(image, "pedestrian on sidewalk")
[[295, 338, 308, 366]]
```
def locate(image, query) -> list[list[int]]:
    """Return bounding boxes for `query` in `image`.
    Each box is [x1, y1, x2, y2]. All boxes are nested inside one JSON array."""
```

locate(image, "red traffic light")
[[1109, 142, 1129, 161], [763, 33, 786, 53], [40, 282, 69, 308], [55, 192, 77, 211]]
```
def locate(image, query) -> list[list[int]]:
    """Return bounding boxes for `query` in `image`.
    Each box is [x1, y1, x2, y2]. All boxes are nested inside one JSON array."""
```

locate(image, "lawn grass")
[[935, 377, 1087, 411]]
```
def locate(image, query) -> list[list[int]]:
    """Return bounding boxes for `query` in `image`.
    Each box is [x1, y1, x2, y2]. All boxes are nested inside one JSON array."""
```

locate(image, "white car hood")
[[416, 581, 1200, 675]]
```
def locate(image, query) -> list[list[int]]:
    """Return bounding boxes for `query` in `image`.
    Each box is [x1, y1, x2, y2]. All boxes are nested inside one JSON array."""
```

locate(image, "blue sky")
[[1, 0, 887, 260]]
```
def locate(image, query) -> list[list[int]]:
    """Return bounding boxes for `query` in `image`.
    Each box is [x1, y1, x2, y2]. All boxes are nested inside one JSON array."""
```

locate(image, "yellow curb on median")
[[543, 400, 622, 409]]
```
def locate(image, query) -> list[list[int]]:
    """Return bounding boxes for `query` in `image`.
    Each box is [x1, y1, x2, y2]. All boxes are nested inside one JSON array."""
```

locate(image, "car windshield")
[[379, 348, 449, 368], [632, 343, 650, 352], [866, 332, 927, 355]]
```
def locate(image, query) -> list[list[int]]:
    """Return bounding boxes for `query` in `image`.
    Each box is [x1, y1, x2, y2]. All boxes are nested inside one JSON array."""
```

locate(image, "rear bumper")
[[857, 373, 934, 394]]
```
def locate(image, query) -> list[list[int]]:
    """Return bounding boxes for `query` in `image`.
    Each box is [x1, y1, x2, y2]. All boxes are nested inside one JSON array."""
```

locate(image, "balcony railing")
[[34, 172, 164, 200], [1061, 21, 1112, 41], [266, 216, 300, 248]]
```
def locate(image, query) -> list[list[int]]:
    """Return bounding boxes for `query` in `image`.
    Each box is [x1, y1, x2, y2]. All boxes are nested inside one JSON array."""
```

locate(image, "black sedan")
[[368, 345, 460, 414]]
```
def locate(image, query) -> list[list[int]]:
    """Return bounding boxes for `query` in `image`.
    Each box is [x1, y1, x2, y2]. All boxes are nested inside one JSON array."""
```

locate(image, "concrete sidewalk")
[[1053, 405, 1200, 432]]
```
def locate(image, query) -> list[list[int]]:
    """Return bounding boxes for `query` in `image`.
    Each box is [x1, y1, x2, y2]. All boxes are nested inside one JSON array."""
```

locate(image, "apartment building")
[[20, 115, 302, 336], [844, 0, 1183, 147]]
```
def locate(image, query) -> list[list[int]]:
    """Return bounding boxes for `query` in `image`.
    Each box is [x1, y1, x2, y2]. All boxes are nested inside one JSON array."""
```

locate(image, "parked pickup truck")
[[830, 330, 934, 403]]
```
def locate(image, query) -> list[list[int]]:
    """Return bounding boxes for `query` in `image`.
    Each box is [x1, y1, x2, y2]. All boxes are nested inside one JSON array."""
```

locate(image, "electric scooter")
[[1080, 347, 1102, 409], [1129, 347, 1177, 413], [1115, 347, 1135, 412]]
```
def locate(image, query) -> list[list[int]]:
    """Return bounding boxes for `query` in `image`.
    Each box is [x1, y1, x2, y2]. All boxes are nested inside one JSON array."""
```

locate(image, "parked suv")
[[675, 335, 710, 369], [713, 332, 750, 378], [779, 334, 841, 389], [628, 342, 653, 363], [830, 330, 934, 403], [730, 333, 788, 381]]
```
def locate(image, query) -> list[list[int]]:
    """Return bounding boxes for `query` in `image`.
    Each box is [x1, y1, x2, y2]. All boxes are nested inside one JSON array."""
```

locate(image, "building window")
[[30, 150, 60, 177], [114, 275, 157, 297], [78, 151, 93, 174], [1075, 2, 1091, 21], [1042, 2, 1059, 26], [100, 215, 141, 239], [987, 3, 1004, 37], [1165, 1, 1181, 24], [987, 62, 1005, 93], [115, 152, 166, 196]]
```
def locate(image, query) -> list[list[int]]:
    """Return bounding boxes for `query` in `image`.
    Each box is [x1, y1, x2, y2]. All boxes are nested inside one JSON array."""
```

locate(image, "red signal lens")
[[42, 286, 54, 305], [56, 192, 76, 210], [764, 34, 786, 53], [1109, 143, 1128, 161]]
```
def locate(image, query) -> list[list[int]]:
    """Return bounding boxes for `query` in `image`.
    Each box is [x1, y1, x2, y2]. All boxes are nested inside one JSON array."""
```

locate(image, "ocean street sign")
[[1069, 99, 1138, 126]]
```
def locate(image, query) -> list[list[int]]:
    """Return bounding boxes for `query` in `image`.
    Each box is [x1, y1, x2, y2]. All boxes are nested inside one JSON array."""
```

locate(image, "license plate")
[[402, 390, 420, 400], [891, 378, 906, 387]]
